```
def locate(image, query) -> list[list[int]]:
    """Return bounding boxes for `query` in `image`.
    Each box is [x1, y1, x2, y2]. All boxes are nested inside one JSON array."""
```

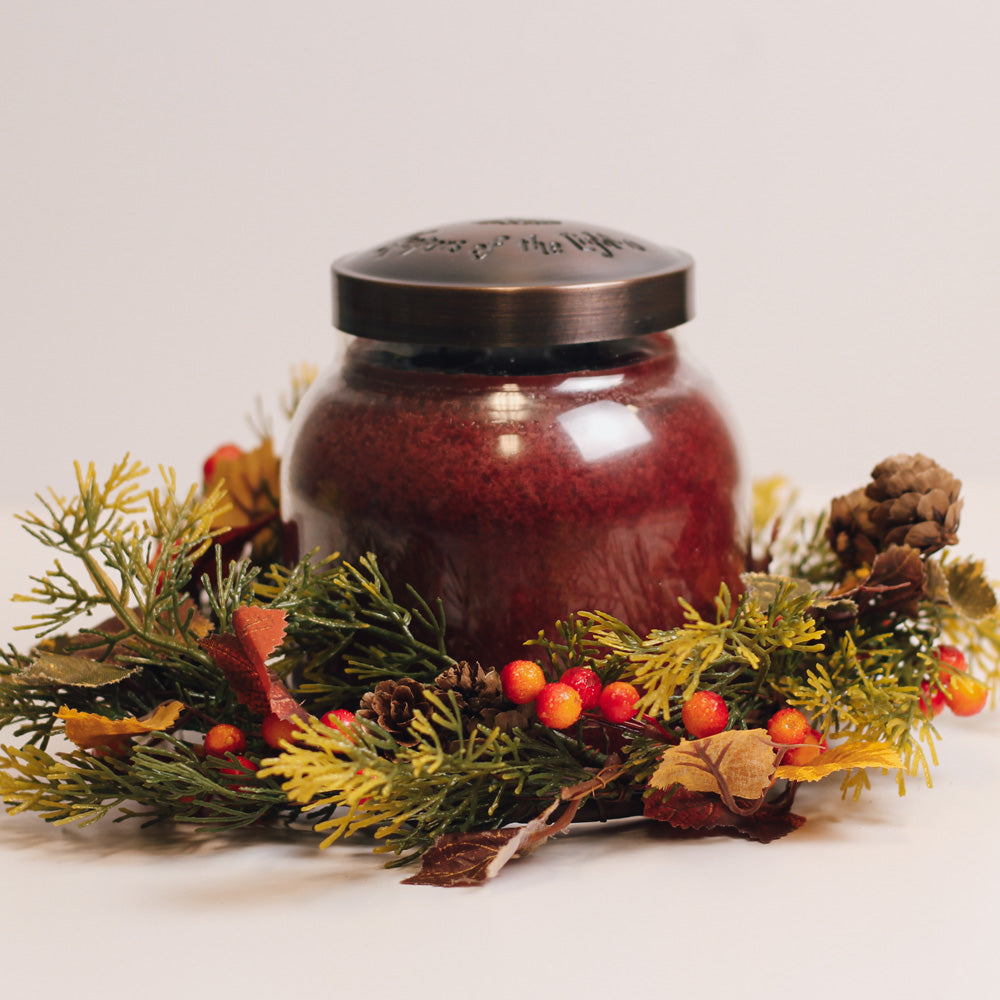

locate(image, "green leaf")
[[943, 558, 998, 622], [13, 651, 141, 688]]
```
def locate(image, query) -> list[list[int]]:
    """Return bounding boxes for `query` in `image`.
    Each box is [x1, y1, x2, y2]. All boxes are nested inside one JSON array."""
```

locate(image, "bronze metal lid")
[[332, 218, 693, 347]]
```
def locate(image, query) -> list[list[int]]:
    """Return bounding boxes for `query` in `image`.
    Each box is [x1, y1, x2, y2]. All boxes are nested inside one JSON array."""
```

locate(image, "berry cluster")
[[199, 707, 359, 788], [766, 707, 826, 766], [920, 645, 988, 718], [500, 659, 641, 730]]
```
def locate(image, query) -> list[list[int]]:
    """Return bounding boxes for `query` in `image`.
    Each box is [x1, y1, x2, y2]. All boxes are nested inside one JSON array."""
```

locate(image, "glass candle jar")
[[282, 219, 743, 666]]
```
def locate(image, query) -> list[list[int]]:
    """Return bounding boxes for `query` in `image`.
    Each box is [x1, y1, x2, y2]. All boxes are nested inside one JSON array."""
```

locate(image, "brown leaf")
[[57, 700, 185, 751], [403, 792, 589, 887], [644, 787, 805, 843], [199, 605, 301, 718], [832, 545, 926, 617], [401, 826, 533, 887], [650, 730, 777, 801]]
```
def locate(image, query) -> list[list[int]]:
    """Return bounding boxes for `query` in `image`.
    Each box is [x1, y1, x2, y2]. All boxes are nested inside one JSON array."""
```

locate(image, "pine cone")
[[434, 662, 530, 734], [865, 454, 962, 554], [435, 661, 502, 712], [828, 487, 879, 570], [829, 455, 962, 569], [357, 678, 430, 743]]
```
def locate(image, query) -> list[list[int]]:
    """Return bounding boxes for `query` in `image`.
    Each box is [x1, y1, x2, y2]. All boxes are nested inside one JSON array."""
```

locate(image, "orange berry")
[[535, 682, 583, 729], [682, 690, 729, 739], [559, 667, 603, 711], [261, 713, 302, 749], [945, 673, 989, 717], [204, 723, 247, 757], [501, 659, 547, 704], [782, 729, 825, 767], [599, 681, 640, 724], [767, 707, 811, 745]]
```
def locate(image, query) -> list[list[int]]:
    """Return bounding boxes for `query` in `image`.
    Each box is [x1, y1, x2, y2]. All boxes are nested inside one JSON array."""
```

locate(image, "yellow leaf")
[[56, 700, 185, 751], [208, 439, 280, 530], [775, 740, 903, 782], [650, 729, 776, 800]]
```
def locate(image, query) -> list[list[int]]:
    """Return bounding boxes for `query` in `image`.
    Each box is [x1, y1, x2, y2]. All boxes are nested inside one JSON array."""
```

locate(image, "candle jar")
[[282, 219, 744, 666]]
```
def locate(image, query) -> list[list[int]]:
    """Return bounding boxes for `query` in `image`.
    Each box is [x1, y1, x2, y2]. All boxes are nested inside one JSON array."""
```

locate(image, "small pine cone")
[[865, 454, 962, 555], [434, 661, 504, 717], [829, 455, 962, 569], [357, 678, 429, 743], [434, 662, 531, 734], [828, 487, 880, 570]]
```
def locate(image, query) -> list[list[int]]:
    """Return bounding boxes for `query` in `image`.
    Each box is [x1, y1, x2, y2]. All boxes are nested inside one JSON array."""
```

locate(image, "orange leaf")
[[200, 605, 301, 718], [57, 700, 184, 751]]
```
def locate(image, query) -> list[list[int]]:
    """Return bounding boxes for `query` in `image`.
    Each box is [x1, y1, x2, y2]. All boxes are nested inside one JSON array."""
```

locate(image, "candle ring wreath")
[[1, 375, 998, 887]]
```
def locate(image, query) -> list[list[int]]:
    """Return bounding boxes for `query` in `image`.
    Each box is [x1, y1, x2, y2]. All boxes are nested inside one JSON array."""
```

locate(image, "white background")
[[2, 3, 1000, 998], [2, 1, 999, 504]]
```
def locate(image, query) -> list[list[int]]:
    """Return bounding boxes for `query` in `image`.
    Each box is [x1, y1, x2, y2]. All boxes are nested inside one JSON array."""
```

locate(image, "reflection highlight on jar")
[[556, 400, 653, 463], [486, 383, 532, 422], [554, 373, 625, 394], [496, 433, 523, 458]]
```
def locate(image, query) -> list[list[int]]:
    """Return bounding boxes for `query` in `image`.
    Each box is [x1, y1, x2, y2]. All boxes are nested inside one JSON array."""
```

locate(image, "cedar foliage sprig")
[[11, 458, 226, 665], [0, 462, 255, 746], [261, 554, 456, 711], [260, 692, 624, 864], [0, 738, 290, 829]]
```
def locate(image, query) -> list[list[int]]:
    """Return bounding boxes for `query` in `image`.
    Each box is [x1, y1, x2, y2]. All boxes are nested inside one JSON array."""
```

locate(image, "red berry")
[[320, 708, 358, 742], [559, 667, 603, 711], [599, 681, 640, 724], [767, 707, 811, 745], [934, 645, 968, 689], [682, 690, 729, 739], [219, 755, 258, 790], [203, 442, 242, 483], [204, 723, 247, 757], [782, 729, 826, 767], [935, 645, 967, 674], [501, 659, 547, 705], [918, 680, 947, 718], [535, 682, 583, 729], [945, 673, 989, 717], [261, 713, 302, 749]]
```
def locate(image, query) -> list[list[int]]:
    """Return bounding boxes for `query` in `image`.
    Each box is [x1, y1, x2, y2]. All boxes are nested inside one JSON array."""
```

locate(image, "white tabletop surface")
[[2, 492, 999, 1000]]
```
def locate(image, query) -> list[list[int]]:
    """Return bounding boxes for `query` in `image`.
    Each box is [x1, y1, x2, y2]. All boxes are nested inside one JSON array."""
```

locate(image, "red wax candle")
[[283, 220, 743, 666]]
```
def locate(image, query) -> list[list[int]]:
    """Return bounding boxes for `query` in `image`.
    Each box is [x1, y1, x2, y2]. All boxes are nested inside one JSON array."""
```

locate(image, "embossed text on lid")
[[332, 218, 693, 347]]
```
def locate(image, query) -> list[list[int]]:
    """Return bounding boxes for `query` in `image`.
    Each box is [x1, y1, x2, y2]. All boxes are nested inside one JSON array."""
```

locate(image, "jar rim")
[[332, 218, 693, 348]]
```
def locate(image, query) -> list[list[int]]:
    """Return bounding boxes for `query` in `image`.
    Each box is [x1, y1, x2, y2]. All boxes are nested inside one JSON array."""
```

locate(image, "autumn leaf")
[[13, 651, 141, 688], [207, 439, 280, 531], [644, 786, 805, 843], [403, 763, 628, 886], [650, 730, 777, 801], [927, 557, 998, 622], [57, 700, 184, 751], [775, 740, 903, 782], [199, 605, 301, 718], [401, 826, 535, 887]]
